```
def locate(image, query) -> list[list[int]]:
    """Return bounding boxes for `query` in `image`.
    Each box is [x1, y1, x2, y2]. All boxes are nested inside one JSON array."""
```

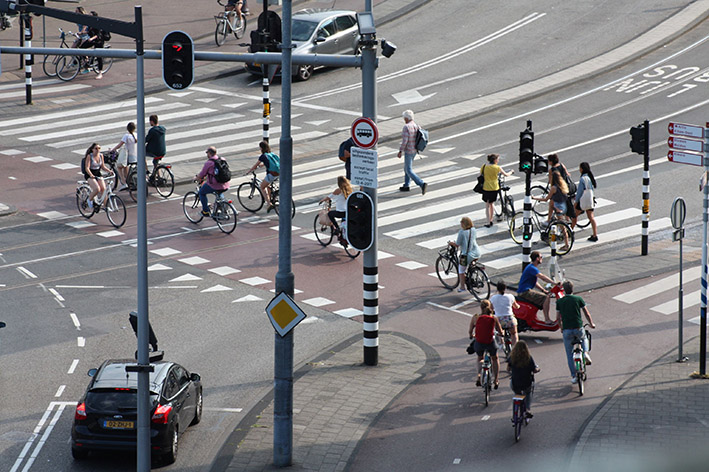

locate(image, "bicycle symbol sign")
[[351, 117, 378, 149]]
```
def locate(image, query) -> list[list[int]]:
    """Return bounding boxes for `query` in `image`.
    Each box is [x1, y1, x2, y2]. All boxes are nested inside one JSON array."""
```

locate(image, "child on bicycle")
[[247, 141, 280, 213], [469, 300, 502, 389], [508, 341, 539, 417], [448, 216, 480, 293]]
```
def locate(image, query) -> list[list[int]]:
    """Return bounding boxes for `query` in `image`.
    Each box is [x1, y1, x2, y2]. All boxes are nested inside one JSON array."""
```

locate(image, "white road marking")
[[54, 385, 65, 397], [68, 359, 79, 374], [48, 288, 64, 301], [10, 402, 76, 472], [201, 284, 233, 292], [613, 266, 701, 304], [16, 266, 37, 279], [426, 302, 472, 318], [69, 312, 81, 330], [77, 337, 85, 347]]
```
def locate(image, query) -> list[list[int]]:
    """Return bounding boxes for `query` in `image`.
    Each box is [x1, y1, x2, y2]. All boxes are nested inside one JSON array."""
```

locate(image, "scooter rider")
[[516, 251, 557, 324]]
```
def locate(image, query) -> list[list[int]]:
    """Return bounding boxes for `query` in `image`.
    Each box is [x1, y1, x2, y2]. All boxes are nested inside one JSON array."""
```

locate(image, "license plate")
[[104, 420, 134, 429]]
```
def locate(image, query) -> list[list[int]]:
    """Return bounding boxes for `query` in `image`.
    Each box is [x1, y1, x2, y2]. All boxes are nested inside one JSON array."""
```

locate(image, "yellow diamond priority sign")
[[266, 292, 307, 337]]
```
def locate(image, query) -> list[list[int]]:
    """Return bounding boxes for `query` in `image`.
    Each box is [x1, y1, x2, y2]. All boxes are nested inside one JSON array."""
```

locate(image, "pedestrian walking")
[[555, 281, 595, 384], [574, 162, 598, 242], [397, 110, 427, 195], [481, 153, 513, 227], [110, 122, 137, 191], [447, 216, 481, 292], [338, 136, 355, 181], [145, 114, 166, 169]]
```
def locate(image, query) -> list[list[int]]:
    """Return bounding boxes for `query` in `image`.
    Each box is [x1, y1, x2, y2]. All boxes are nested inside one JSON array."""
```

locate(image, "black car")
[[71, 359, 202, 464]]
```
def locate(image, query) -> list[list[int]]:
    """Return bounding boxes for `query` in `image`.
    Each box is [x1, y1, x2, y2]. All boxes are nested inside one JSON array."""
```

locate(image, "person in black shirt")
[[508, 340, 540, 417]]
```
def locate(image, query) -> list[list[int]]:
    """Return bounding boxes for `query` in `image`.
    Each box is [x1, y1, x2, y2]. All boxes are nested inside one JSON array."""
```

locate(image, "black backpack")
[[213, 158, 231, 183], [100, 29, 111, 42]]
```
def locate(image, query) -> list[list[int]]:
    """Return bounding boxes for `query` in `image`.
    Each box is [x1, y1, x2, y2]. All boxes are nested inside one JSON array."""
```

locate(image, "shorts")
[[84, 168, 102, 180], [227, 0, 242, 5], [117, 151, 127, 167], [265, 172, 277, 184], [553, 200, 567, 215], [482, 189, 498, 203], [497, 315, 517, 329], [474, 339, 498, 356], [517, 289, 546, 310]]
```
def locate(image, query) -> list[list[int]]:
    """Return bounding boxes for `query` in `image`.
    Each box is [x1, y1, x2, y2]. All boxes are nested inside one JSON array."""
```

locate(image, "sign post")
[[671, 197, 688, 363]]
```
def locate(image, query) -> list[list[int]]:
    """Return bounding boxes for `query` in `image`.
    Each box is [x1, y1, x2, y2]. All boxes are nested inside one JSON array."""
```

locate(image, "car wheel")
[[191, 388, 203, 425], [71, 446, 89, 460], [296, 65, 313, 81], [163, 424, 178, 465]]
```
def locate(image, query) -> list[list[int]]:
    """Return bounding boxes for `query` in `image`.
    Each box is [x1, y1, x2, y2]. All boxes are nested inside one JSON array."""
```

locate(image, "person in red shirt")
[[469, 299, 503, 389]]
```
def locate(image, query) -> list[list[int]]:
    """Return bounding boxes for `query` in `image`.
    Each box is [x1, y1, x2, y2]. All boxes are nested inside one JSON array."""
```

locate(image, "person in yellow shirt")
[[481, 154, 514, 227]]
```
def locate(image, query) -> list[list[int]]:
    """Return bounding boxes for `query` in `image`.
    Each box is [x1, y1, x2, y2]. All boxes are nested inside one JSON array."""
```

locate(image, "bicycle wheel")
[[97, 55, 113, 74], [153, 166, 174, 198], [237, 181, 264, 213], [76, 185, 94, 218], [55, 56, 80, 81], [234, 14, 247, 39], [43, 54, 59, 77], [128, 169, 140, 203], [435, 254, 459, 290], [509, 211, 525, 245], [343, 243, 361, 259], [215, 19, 229, 46], [502, 331, 512, 358], [548, 221, 574, 256], [272, 191, 296, 220], [466, 265, 490, 301], [504, 195, 516, 218], [108, 165, 118, 191], [514, 403, 523, 442], [531, 185, 548, 217], [105, 195, 126, 228], [576, 366, 585, 396], [313, 214, 334, 246], [575, 211, 591, 229], [215, 202, 238, 234], [493, 193, 504, 221], [183, 191, 204, 224], [482, 370, 491, 407]]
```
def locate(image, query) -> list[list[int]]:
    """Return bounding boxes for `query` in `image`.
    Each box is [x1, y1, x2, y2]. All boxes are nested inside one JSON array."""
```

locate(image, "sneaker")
[[200, 210, 210, 217], [456, 288, 466, 293], [584, 353, 593, 365], [118, 184, 128, 191], [571, 376, 578, 384], [525, 411, 534, 419], [87, 199, 94, 209], [399, 186, 410, 192], [588, 235, 598, 242], [421, 183, 428, 195], [95, 73, 103, 80]]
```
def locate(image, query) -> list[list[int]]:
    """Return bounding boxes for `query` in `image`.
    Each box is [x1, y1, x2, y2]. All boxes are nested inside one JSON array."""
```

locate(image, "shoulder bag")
[[474, 165, 485, 194]]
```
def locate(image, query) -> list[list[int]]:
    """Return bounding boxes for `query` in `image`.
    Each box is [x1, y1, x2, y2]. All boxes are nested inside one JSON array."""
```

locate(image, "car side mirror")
[[190, 373, 201, 382], [88, 368, 98, 377], [315, 36, 326, 43], [0, 321, 6, 329]]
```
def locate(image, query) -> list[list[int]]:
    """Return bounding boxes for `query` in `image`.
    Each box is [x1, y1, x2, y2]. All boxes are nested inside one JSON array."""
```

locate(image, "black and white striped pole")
[[22, 13, 32, 105], [262, 77, 270, 142], [630, 121, 650, 255], [519, 121, 534, 269]]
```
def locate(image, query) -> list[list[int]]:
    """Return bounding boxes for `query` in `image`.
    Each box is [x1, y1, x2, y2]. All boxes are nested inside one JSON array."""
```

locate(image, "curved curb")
[[0, 203, 16, 217]]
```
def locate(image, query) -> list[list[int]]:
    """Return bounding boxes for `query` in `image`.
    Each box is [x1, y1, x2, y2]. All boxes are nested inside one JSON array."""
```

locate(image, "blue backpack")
[[265, 152, 280, 175]]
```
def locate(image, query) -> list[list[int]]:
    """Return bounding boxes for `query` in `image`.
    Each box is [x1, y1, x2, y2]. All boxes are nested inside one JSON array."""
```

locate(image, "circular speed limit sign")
[[351, 117, 379, 149]]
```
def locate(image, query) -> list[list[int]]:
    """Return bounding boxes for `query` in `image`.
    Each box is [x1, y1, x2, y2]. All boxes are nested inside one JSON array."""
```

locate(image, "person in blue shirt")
[[517, 251, 556, 324], [448, 217, 481, 292]]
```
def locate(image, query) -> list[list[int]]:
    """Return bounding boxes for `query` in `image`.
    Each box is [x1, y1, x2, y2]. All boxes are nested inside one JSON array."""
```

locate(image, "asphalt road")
[[0, 0, 707, 470]]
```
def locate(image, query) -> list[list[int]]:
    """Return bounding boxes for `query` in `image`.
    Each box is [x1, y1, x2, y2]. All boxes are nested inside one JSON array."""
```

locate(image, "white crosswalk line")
[[651, 290, 701, 315], [0, 84, 91, 100], [614, 266, 701, 304]]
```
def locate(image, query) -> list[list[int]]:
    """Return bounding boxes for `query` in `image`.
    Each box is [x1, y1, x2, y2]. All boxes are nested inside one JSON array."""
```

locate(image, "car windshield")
[[86, 389, 159, 412], [292, 19, 317, 42]]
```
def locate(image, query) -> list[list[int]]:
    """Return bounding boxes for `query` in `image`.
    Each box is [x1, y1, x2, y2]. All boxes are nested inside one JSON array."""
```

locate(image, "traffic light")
[[519, 127, 534, 173], [629, 123, 647, 154], [533, 154, 548, 174], [162, 31, 194, 91], [346, 191, 374, 251]]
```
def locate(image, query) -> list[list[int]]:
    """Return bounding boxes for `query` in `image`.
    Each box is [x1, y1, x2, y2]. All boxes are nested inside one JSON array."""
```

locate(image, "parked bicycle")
[[493, 174, 515, 222], [313, 201, 360, 259], [435, 245, 490, 300], [214, 0, 247, 46], [55, 44, 113, 82], [508, 209, 575, 256], [76, 173, 126, 228], [512, 388, 532, 442], [126, 158, 175, 203], [237, 171, 295, 219], [572, 324, 592, 396], [43, 28, 73, 77], [182, 180, 238, 234], [480, 350, 493, 407]]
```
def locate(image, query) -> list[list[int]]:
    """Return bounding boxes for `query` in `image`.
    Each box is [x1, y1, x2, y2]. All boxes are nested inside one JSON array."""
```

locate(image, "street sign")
[[668, 122, 704, 139], [351, 117, 378, 149], [668, 136, 704, 153], [667, 150, 703, 167], [266, 292, 307, 337], [350, 146, 378, 188], [671, 197, 686, 229]]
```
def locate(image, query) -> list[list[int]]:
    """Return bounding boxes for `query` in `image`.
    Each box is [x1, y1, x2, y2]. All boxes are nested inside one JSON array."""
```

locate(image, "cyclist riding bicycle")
[[555, 280, 596, 384], [145, 114, 166, 170], [508, 340, 539, 418], [448, 216, 480, 293], [490, 280, 520, 345], [194, 146, 230, 217], [532, 171, 571, 251], [319, 176, 352, 238], [81, 143, 112, 210], [469, 299, 503, 390], [246, 141, 280, 213]]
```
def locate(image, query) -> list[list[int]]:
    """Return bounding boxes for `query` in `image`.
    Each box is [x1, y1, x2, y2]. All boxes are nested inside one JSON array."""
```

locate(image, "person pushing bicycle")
[[448, 216, 480, 293], [246, 141, 280, 213]]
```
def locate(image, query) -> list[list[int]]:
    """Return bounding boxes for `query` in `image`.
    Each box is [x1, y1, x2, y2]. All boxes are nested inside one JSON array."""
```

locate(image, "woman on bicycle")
[[508, 340, 539, 417], [532, 171, 571, 250], [481, 153, 513, 228], [469, 299, 502, 389], [111, 122, 137, 191], [448, 216, 480, 293], [82, 143, 111, 210], [490, 280, 520, 346], [247, 141, 280, 213], [319, 176, 352, 237], [574, 162, 598, 242]]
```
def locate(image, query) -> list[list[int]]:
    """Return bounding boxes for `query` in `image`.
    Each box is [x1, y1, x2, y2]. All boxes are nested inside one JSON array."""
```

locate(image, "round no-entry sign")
[[351, 117, 378, 149], [670, 197, 686, 229]]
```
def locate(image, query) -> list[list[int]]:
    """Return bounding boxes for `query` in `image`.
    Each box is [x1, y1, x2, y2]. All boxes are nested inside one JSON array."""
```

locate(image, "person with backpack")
[[195, 146, 231, 217], [247, 141, 280, 212], [397, 110, 428, 195], [338, 137, 354, 180]]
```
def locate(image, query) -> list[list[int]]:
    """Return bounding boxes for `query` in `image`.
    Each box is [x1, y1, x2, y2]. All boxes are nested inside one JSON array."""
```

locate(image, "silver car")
[[246, 9, 361, 81]]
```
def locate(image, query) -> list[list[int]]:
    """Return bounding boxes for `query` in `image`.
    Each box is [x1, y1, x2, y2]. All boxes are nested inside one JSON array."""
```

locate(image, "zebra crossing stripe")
[[614, 266, 701, 304], [0, 83, 91, 100], [651, 289, 701, 315]]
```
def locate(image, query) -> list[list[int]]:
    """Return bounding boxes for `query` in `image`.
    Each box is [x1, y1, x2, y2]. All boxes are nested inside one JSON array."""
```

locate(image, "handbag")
[[117, 146, 127, 163], [318, 209, 332, 226], [473, 165, 485, 194], [579, 176, 595, 211], [466, 339, 476, 355]]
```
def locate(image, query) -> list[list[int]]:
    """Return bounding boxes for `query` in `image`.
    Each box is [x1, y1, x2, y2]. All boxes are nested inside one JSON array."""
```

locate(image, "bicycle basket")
[[104, 150, 118, 165]]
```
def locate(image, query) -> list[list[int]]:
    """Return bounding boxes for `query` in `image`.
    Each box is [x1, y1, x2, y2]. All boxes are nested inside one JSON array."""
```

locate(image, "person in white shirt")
[[490, 280, 520, 345], [110, 122, 137, 191], [319, 176, 352, 237]]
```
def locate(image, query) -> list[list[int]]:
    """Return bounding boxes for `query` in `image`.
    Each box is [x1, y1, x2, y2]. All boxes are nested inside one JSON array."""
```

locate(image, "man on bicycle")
[[517, 251, 557, 324], [555, 281, 596, 384], [247, 141, 280, 213], [145, 114, 166, 170], [195, 146, 230, 217]]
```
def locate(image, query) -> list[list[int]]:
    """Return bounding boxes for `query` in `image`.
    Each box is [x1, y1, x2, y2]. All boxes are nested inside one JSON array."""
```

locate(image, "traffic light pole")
[[520, 121, 534, 270], [641, 119, 650, 256], [701, 123, 708, 375]]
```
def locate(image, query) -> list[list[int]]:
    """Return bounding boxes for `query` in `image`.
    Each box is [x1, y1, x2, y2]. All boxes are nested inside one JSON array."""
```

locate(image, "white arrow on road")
[[390, 90, 437, 105]]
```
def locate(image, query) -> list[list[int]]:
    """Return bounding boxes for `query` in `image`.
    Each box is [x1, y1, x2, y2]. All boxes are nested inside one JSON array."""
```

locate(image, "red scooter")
[[514, 284, 564, 332]]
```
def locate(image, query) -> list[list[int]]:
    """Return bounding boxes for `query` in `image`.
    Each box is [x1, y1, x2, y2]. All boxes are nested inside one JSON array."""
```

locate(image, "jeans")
[[563, 328, 588, 378], [511, 381, 534, 411], [199, 183, 218, 212], [403, 152, 423, 188], [328, 210, 345, 231]]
